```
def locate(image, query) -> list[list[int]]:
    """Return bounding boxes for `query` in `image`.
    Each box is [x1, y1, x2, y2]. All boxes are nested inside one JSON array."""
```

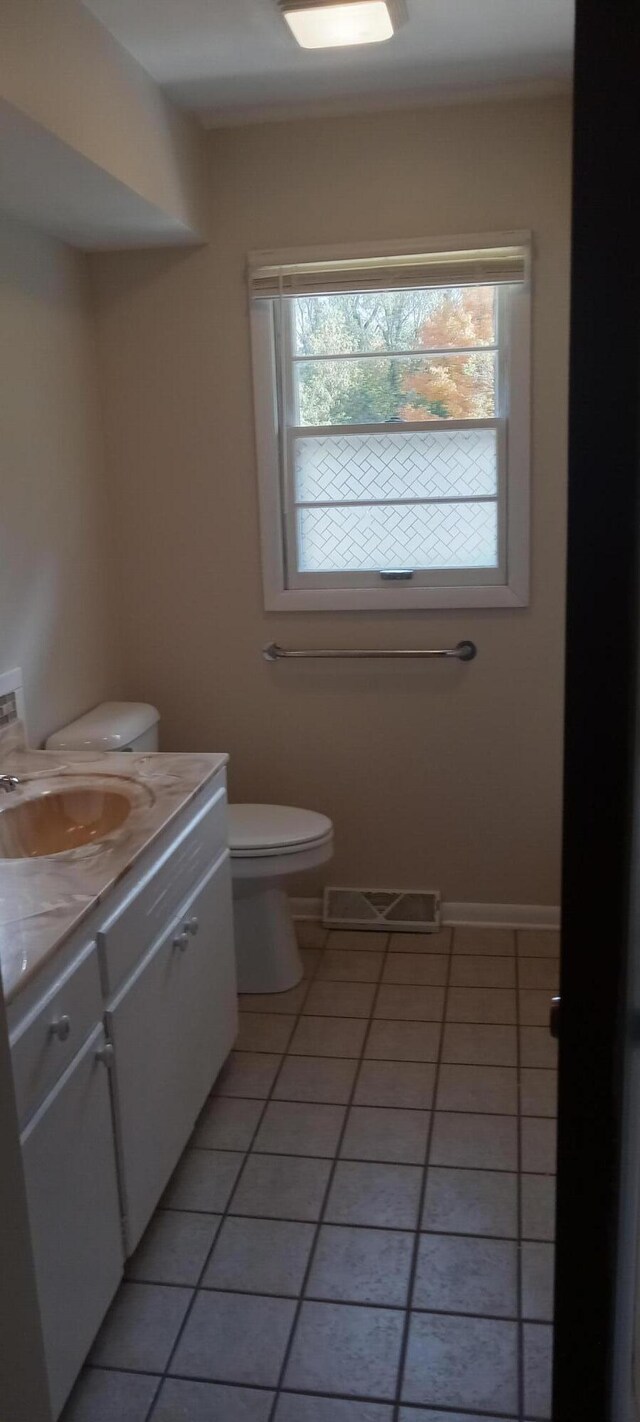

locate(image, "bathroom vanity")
[[0, 738, 236, 1421]]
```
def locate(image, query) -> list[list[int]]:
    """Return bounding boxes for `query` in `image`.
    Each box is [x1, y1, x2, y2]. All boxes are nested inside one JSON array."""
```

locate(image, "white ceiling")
[[84, 0, 574, 127]]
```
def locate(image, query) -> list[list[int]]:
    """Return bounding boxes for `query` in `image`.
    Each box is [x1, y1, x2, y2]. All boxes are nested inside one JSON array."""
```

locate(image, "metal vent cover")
[[323, 886, 441, 933]]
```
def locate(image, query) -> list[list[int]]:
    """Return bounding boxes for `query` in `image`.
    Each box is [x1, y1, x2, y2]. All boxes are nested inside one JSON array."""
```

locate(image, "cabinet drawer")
[[10, 942, 103, 1129], [98, 782, 227, 995]]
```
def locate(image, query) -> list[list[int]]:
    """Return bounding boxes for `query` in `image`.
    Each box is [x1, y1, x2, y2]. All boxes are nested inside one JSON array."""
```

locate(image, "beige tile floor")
[[63, 923, 559, 1422]]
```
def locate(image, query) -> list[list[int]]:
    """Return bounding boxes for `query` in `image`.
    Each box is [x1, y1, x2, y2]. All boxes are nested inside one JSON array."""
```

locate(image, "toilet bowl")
[[229, 804, 333, 993]]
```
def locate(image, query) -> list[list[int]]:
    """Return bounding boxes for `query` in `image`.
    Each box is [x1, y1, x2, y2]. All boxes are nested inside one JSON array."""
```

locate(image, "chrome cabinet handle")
[[50, 1015, 71, 1042], [184, 916, 199, 936], [173, 931, 189, 951], [95, 1043, 114, 1067]]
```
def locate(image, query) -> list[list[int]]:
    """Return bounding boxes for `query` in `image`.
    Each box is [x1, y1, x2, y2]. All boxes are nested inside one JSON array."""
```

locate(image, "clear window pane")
[[295, 351, 495, 426], [294, 427, 497, 503], [293, 286, 496, 357], [297, 501, 498, 572]]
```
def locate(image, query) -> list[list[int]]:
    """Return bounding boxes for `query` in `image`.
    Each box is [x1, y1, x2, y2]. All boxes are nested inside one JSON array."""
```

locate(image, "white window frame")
[[250, 235, 531, 612]]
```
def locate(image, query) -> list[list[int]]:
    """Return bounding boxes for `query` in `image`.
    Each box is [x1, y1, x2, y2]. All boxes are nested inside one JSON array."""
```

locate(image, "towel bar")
[[263, 640, 477, 662]]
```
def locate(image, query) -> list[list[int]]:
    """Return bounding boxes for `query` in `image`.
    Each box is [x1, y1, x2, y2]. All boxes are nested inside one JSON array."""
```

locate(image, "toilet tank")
[[45, 701, 160, 753]]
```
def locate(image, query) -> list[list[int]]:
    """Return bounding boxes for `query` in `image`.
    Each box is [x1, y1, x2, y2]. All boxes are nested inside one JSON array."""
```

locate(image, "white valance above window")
[[248, 233, 531, 298]]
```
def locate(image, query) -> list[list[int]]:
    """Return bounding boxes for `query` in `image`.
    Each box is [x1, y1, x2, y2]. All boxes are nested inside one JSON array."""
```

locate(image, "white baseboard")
[[290, 895, 560, 931], [442, 901, 560, 930]]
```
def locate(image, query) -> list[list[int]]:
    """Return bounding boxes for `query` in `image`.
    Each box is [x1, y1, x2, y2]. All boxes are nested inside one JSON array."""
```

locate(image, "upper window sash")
[[282, 286, 502, 431]]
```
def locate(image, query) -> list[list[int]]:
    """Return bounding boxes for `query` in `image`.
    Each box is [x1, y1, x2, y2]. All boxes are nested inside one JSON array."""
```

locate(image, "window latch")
[[379, 569, 414, 581]]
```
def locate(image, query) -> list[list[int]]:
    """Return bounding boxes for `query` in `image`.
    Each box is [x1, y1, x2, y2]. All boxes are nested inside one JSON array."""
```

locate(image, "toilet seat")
[[228, 804, 333, 858]]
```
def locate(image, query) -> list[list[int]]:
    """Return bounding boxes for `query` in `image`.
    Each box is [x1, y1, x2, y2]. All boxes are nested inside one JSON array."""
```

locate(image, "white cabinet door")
[[107, 849, 237, 1252], [21, 1027, 124, 1420]]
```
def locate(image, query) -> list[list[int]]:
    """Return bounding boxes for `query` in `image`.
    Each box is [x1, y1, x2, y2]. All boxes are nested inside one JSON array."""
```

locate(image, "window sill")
[[264, 582, 529, 612]]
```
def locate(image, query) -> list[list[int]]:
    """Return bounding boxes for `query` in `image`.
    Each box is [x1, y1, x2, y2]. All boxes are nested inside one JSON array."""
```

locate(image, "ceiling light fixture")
[[279, 0, 405, 50]]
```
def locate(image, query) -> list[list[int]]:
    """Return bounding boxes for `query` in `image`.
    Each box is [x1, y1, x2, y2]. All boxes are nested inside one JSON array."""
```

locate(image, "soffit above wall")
[[0, 0, 209, 248]]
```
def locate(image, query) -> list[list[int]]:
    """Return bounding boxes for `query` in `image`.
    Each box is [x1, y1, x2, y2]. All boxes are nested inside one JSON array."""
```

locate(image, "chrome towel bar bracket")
[[263, 640, 477, 663]]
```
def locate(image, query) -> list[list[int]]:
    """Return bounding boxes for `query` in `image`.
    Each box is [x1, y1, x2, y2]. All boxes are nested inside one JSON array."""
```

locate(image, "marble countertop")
[[0, 723, 227, 1004]]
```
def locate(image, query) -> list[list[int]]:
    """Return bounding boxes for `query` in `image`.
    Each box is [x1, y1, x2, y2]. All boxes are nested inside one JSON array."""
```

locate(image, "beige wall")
[[92, 96, 572, 906], [0, 217, 117, 746]]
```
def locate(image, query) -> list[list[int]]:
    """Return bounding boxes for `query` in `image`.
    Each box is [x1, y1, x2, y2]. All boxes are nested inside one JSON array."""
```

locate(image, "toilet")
[[46, 704, 334, 995], [229, 803, 333, 992]]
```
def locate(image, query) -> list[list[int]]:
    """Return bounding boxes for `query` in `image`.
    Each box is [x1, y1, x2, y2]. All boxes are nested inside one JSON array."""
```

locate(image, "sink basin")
[[0, 777, 149, 859]]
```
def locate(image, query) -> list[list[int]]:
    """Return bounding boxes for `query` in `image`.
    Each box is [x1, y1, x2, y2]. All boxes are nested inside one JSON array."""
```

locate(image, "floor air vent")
[[323, 887, 441, 933]]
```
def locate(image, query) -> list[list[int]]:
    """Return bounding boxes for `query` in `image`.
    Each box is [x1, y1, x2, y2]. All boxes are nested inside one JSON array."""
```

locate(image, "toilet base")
[[232, 881, 303, 993]]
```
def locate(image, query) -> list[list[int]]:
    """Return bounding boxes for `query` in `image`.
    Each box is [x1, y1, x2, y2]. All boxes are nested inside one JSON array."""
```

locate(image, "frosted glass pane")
[[297, 502, 498, 572], [295, 428, 497, 503]]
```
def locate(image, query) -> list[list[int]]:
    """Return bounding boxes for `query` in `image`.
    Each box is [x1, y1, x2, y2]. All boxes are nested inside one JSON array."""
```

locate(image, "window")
[[249, 236, 531, 610]]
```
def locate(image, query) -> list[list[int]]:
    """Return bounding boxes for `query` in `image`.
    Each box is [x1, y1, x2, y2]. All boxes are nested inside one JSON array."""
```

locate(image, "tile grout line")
[[170, 1145, 555, 1169], [142, 930, 329, 1422], [265, 931, 393, 1422], [123, 1213, 548, 1254], [239, 1010, 552, 1030], [222, 1056, 556, 1074], [115, 1282, 546, 1320], [391, 922, 453, 1422], [164, 1148, 555, 1170], [93, 1361, 521, 1416], [192, 1098, 553, 1118]]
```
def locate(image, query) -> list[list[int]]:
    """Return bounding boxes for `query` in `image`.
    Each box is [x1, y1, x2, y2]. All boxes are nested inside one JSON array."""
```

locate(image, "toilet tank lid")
[[46, 701, 159, 752]]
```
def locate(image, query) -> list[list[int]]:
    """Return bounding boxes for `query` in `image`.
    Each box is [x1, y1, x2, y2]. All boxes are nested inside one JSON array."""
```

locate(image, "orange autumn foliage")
[[401, 286, 495, 421]]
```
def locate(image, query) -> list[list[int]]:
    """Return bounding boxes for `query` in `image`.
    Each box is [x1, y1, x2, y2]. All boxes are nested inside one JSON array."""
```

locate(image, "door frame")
[[554, 1, 640, 1417]]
